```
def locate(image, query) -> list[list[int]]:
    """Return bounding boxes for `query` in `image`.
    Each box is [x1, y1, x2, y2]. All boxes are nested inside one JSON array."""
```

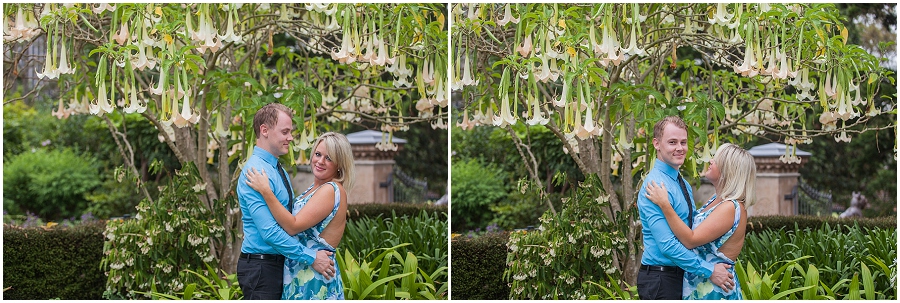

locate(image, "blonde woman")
[[245, 132, 355, 300], [644, 143, 756, 300]]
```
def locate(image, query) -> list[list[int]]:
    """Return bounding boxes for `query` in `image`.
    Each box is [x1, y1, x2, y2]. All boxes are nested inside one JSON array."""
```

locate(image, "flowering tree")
[[453, 3, 895, 294], [4, 3, 447, 296]]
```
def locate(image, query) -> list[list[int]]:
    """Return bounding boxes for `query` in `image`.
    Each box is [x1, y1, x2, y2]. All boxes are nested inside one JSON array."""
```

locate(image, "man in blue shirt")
[[636, 116, 734, 299], [236, 103, 335, 299]]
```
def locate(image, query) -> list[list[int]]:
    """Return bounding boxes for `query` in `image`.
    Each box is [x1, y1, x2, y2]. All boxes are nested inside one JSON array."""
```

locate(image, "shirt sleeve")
[[638, 180, 714, 278], [237, 164, 318, 265]]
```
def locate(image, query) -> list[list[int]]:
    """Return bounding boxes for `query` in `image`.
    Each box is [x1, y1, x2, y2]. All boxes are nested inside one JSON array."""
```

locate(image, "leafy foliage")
[[135, 263, 243, 300], [338, 244, 448, 300], [504, 175, 634, 299], [739, 223, 896, 299], [100, 162, 231, 299], [341, 210, 448, 278], [736, 257, 890, 300], [3, 148, 101, 220], [450, 158, 508, 231]]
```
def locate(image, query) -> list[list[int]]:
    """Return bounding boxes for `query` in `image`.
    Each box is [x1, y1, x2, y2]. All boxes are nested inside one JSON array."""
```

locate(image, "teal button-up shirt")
[[238, 146, 315, 264], [638, 159, 713, 278]]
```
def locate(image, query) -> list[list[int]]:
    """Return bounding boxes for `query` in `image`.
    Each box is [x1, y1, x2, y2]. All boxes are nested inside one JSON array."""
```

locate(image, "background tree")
[[3, 3, 448, 280], [452, 3, 895, 291]]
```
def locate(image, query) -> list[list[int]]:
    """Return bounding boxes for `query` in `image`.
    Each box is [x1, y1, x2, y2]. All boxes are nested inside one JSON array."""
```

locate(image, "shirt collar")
[[654, 158, 681, 181], [253, 146, 279, 168]]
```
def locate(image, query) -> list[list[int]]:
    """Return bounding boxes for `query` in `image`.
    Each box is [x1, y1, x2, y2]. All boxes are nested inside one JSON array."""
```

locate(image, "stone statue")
[[839, 191, 868, 218]]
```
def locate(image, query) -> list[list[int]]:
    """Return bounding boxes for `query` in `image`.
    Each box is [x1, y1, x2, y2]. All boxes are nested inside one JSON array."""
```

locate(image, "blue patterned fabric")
[[281, 182, 345, 300], [683, 195, 743, 300]]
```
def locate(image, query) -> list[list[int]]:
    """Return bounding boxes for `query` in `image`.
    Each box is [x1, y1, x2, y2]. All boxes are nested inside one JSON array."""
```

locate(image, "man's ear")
[[259, 123, 269, 138]]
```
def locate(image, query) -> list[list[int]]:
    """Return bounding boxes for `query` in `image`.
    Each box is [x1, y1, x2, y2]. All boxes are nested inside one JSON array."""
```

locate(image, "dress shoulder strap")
[[728, 199, 741, 228], [325, 181, 341, 209]]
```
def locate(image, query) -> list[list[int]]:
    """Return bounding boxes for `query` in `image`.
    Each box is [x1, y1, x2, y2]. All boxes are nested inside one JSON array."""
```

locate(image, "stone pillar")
[[345, 130, 406, 204], [290, 130, 406, 204], [746, 143, 811, 217]]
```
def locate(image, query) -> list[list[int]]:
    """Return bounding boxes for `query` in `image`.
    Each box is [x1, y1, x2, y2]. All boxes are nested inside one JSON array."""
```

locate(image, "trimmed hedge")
[[347, 202, 447, 221], [746, 215, 896, 233], [3, 221, 107, 300], [450, 232, 511, 300]]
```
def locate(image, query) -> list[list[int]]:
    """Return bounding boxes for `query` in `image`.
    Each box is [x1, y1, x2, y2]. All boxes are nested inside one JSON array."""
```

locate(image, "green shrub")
[[740, 223, 896, 299], [450, 232, 511, 300], [504, 175, 634, 299], [346, 202, 447, 221], [101, 162, 230, 299], [2, 221, 107, 300], [83, 173, 147, 219], [342, 210, 448, 276], [3, 148, 101, 220], [450, 159, 508, 231]]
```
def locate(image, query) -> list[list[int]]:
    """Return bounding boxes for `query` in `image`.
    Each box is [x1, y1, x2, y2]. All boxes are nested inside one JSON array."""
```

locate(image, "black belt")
[[641, 265, 683, 272], [240, 253, 285, 262]]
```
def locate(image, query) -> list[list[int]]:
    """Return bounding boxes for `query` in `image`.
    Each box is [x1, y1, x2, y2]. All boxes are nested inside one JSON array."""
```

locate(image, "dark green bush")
[[450, 232, 511, 300], [450, 159, 508, 231], [3, 221, 107, 299], [747, 215, 896, 233], [3, 148, 101, 220], [346, 202, 447, 221]]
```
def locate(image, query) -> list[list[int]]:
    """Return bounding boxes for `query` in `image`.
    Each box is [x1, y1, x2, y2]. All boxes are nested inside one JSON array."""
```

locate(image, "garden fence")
[[794, 178, 833, 216], [384, 167, 429, 203]]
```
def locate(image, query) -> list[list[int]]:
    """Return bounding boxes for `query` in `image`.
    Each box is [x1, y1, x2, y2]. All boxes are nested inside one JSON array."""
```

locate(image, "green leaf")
[[861, 263, 875, 300]]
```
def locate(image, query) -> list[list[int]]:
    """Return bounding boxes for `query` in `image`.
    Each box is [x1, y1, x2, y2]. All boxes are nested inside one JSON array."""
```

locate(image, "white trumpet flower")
[[52, 98, 72, 119], [515, 33, 533, 58], [460, 54, 478, 86], [112, 21, 130, 45], [497, 4, 519, 27], [523, 94, 550, 126], [218, 10, 243, 44], [552, 78, 569, 107], [457, 109, 476, 130], [708, 3, 734, 26]]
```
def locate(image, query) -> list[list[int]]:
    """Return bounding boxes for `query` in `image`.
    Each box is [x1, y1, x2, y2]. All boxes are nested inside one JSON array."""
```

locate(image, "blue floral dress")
[[282, 182, 344, 300], [683, 195, 743, 300]]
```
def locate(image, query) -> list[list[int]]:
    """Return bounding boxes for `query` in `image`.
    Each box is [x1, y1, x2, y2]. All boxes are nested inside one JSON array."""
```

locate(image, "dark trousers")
[[237, 258, 284, 300], [637, 267, 684, 300]]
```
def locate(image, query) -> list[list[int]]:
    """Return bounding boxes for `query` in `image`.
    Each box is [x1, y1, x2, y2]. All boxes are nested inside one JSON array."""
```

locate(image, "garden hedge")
[[2, 221, 107, 300], [746, 215, 896, 233], [346, 203, 447, 221], [450, 231, 511, 300]]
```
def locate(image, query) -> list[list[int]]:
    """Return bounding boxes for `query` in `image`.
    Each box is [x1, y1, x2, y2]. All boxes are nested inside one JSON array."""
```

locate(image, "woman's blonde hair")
[[312, 132, 355, 190], [713, 143, 756, 204]]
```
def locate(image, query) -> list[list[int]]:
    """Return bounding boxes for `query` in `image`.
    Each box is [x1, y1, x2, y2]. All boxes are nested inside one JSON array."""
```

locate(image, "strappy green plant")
[[133, 263, 242, 300], [337, 243, 447, 300]]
